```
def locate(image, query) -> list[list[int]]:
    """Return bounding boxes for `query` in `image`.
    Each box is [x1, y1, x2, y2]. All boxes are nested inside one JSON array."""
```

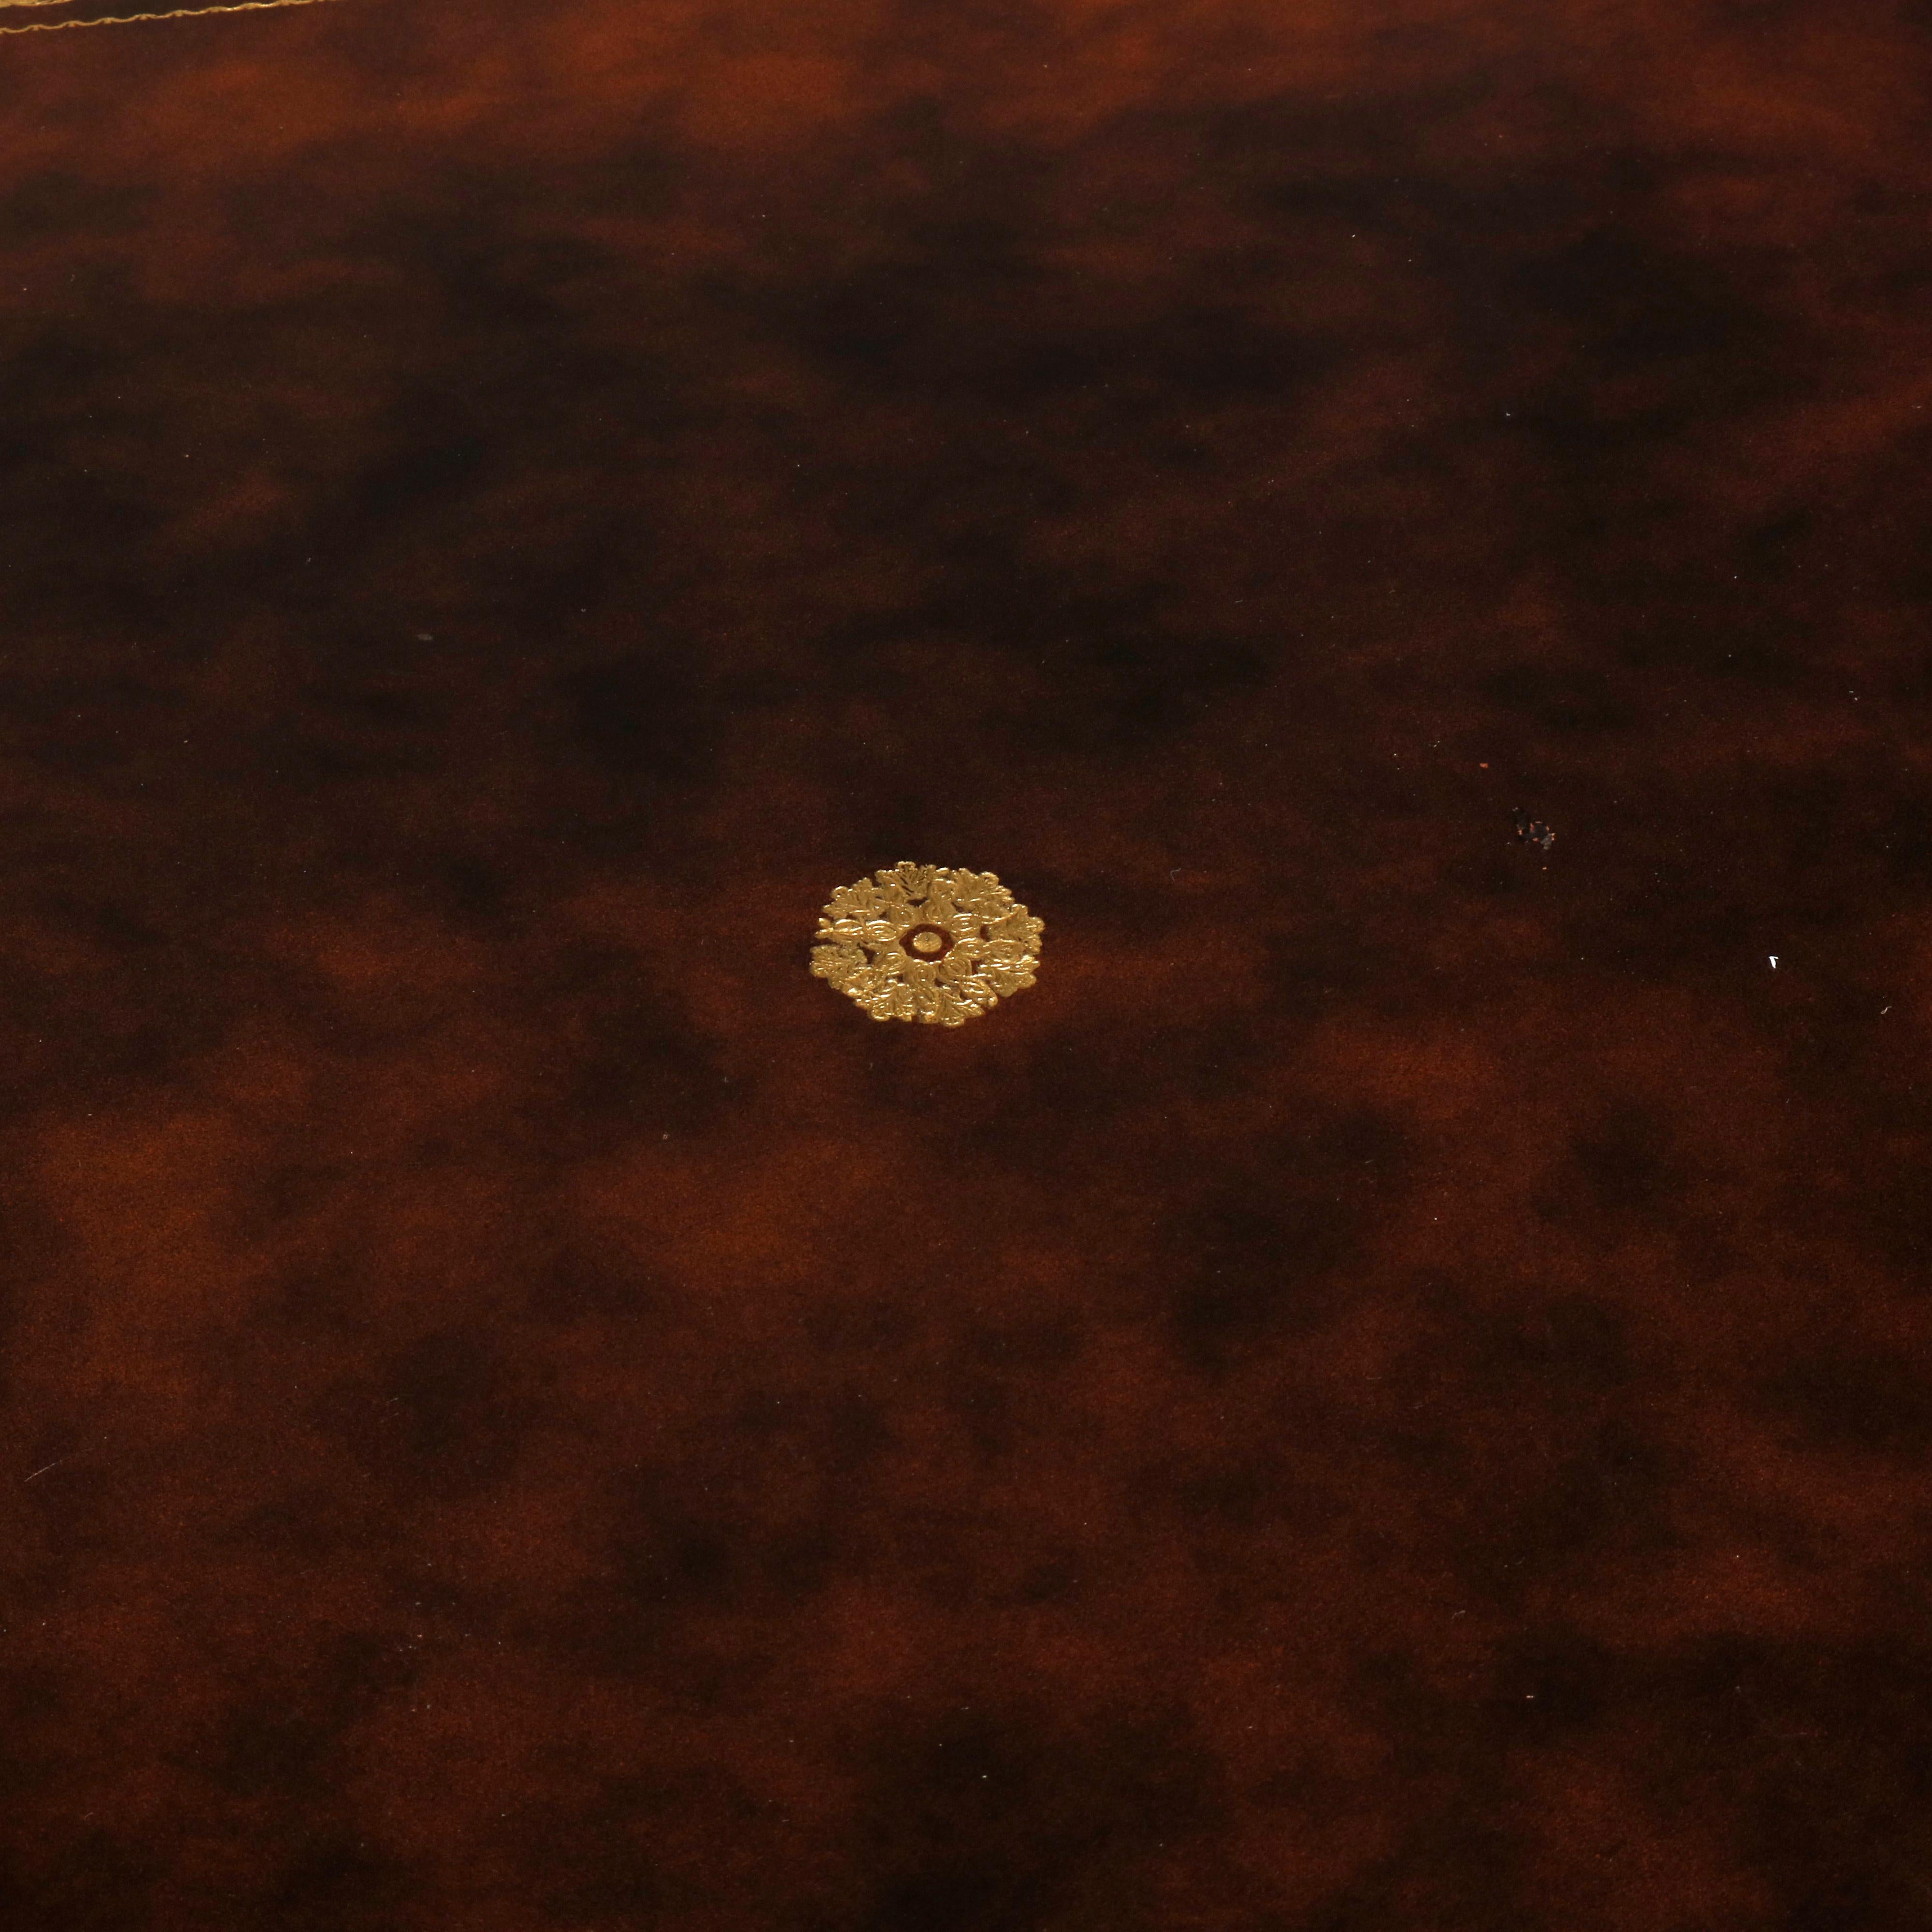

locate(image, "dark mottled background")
[[2, 1, 1930, 1926]]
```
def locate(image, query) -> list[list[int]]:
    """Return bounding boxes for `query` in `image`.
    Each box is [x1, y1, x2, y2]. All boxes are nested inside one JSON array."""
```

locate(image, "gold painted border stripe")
[[2, 0, 344, 31]]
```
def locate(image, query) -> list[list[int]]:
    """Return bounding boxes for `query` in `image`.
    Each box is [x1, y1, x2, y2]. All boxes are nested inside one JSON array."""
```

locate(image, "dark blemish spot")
[[1511, 806, 1555, 852]]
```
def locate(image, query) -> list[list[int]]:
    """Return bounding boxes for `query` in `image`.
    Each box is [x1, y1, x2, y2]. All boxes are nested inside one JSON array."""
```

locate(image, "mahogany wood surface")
[[2, 3, 1929, 1927]]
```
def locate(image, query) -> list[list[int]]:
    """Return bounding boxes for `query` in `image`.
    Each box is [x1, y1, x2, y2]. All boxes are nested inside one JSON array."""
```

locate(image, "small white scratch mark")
[[1769, 956, 1778, 968], [24, 1457, 68, 1484]]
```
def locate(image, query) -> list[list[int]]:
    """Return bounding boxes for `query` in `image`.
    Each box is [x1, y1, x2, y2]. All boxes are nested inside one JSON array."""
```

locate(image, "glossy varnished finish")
[[1, 3, 1929, 1927]]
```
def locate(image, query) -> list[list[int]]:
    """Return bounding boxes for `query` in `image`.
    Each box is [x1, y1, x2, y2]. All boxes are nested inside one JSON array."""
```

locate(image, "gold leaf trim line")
[[2, 0, 345, 32]]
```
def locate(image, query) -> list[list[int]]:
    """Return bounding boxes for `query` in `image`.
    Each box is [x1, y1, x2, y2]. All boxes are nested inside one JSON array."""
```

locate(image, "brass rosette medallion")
[[810, 862, 1043, 1025]]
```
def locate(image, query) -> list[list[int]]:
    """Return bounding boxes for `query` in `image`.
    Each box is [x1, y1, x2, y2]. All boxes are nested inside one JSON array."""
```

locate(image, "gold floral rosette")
[[810, 862, 1043, 1025]]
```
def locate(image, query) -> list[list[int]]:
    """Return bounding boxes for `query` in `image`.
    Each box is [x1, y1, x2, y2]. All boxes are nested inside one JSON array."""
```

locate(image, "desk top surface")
[[2, 5, 1927, 1927]]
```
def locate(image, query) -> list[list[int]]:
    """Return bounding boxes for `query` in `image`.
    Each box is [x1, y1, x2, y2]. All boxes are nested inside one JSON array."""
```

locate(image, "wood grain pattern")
[[1, 2, 1929, 1926]]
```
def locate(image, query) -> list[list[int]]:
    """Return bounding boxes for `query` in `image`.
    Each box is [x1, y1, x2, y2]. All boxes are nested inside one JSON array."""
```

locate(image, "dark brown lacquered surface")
[[3, 3, 1931, 1927]]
